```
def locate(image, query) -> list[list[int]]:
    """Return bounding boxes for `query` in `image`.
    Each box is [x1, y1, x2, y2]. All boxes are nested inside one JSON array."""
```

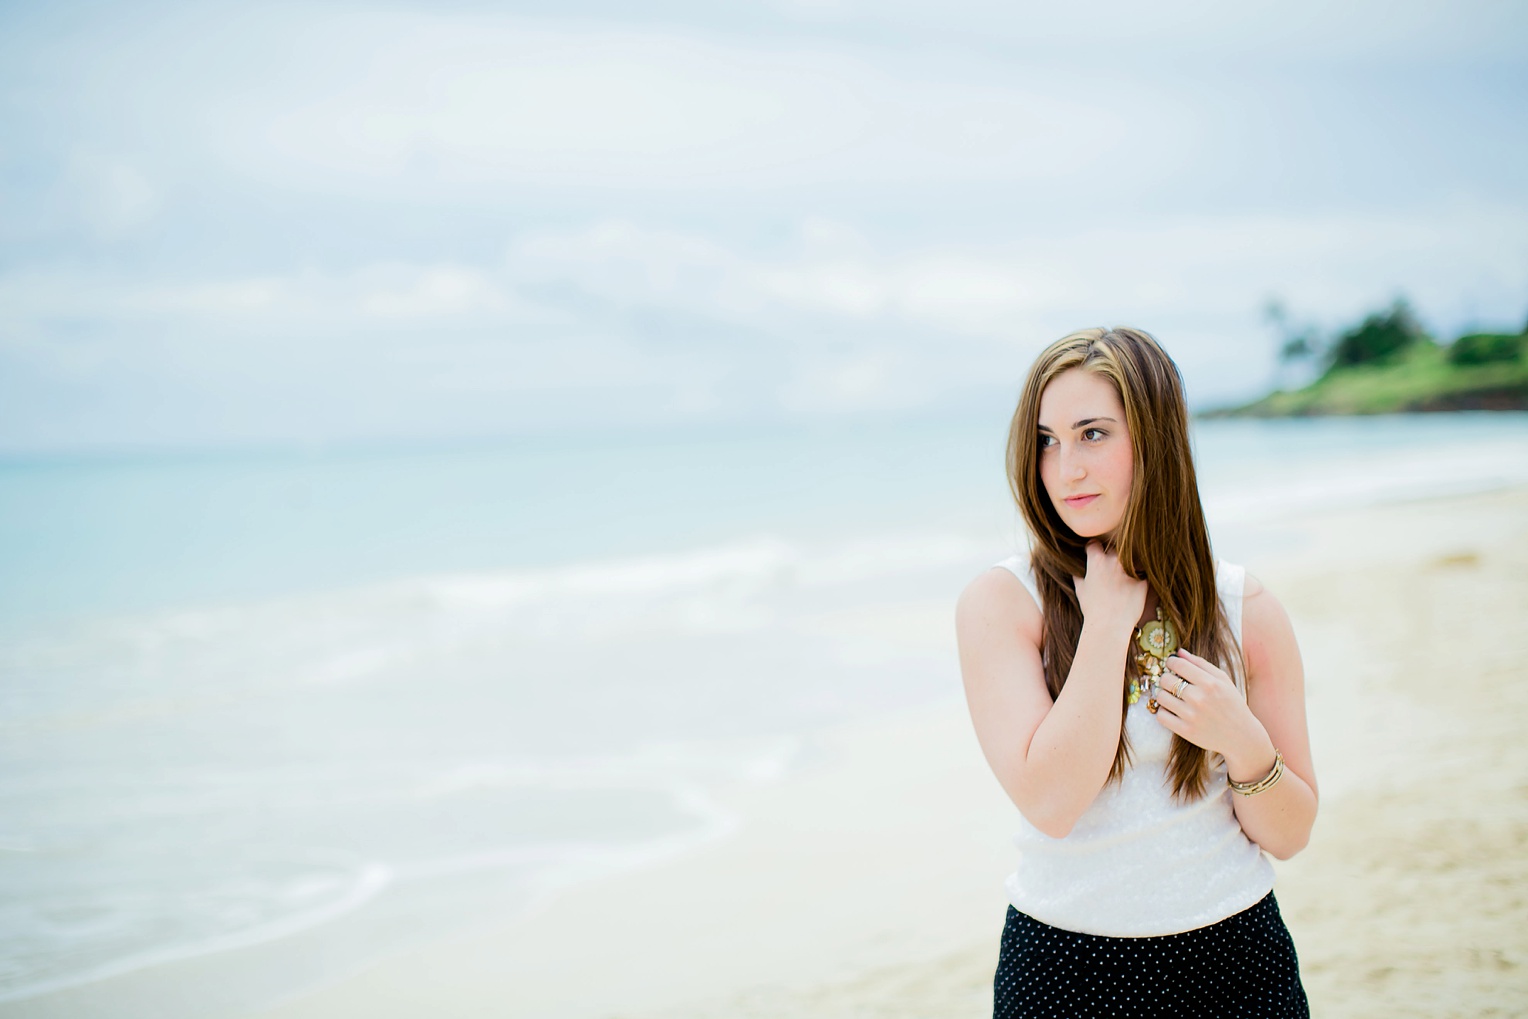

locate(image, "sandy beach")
[[12, 486, 1524, 1019]]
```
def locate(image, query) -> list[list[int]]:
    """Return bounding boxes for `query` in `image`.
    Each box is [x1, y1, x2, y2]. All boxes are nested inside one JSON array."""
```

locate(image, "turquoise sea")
[[2, 412, 1527, 1015]]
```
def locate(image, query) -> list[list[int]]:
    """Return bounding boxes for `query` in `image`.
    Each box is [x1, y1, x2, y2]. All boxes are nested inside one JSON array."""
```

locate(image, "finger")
[[1153, 706, 1212, 751], [1151, 682, 1189, 715], [1159, 671, 1195, 702], [1164, 655, 1210, 684], [1168, 652, 1233, 689], [1153, 702, 1188, 734]]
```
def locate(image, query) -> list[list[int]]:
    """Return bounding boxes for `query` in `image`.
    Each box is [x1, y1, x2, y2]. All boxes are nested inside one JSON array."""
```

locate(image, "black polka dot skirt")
[[993, 893, 1308, 1018]]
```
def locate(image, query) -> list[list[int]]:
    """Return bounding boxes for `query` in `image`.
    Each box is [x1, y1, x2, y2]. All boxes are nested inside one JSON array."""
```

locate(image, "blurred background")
[[2, 1, 1526, 1015]]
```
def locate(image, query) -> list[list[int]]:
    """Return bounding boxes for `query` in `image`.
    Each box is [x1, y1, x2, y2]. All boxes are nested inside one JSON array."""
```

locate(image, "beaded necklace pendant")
[[1129, 607, 1178, 713]]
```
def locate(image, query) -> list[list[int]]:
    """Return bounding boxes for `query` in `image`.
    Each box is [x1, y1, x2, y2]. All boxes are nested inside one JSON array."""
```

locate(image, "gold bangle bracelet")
[[1228, 750, 1284, 796]]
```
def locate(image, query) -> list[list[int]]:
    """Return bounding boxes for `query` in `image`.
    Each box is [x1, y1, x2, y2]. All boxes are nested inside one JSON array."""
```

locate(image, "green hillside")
[[1210, 303, 1528, 417]]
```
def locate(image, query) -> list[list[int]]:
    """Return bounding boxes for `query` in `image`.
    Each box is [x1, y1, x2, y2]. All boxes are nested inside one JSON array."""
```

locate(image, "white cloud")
[[203, 15, 1148, 193], [2, 3, 1525, 449], [346, 266, 528, 321], [9, 196, 1520, 409], [0, 264, 567, 333], [506, 198, 1528, 340], [764, 0, 1528, 63], [67, 150, 160, 237], [114, 4, 1524, 204], [506, 219, 1040, 337], [5, 197, 1523, 384]]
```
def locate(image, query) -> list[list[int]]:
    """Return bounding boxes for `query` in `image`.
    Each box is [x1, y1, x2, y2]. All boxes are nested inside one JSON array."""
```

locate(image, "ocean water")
[[2, 412, 1526, 1014]]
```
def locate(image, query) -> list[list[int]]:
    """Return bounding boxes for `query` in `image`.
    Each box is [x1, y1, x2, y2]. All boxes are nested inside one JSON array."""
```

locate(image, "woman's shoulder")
[[1227, 567, 1301, 692], [1238, 571, 1292, 643], [1213, 559, 1286, 605], [956, 552, 1043, 637], [991, 551, 1037, 594], [1220, 559, 1279, 620]]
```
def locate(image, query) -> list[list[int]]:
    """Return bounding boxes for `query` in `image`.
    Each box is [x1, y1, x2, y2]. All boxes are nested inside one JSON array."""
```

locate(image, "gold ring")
[[1175, 678, 1189, 698]]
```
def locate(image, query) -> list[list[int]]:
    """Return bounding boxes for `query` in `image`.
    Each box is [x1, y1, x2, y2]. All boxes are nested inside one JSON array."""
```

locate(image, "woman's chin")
[[1053, 501, 1122, 541], [1063, 518, 1119, 542]]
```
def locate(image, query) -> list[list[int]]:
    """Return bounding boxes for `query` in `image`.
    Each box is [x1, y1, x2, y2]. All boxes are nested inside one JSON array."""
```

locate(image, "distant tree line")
[[1266, 298, 1528, 377]]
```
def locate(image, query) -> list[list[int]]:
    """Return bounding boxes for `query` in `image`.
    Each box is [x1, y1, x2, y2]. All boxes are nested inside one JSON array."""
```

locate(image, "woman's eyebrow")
[[1037, 415, 1118, 433]]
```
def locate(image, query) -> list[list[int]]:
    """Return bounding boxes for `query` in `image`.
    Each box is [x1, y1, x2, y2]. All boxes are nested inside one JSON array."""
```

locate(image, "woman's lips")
[[1064, 494, 1100, 508]]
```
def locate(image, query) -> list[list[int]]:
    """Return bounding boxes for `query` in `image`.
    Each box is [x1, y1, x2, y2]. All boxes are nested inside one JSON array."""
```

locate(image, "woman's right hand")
[[1073, 541, 1148, 635]]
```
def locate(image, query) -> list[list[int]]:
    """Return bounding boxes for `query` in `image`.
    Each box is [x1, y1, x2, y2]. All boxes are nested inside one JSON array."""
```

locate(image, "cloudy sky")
[[2, 0, 1525, 453]]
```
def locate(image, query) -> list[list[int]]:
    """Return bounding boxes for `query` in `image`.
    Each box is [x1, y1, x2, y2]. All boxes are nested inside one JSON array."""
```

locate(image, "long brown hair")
[[1004, 327, 1240, 800]]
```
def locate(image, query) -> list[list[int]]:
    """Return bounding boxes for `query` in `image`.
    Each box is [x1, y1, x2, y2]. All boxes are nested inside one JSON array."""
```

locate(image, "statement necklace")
[[1128, 607, 1178, 714]]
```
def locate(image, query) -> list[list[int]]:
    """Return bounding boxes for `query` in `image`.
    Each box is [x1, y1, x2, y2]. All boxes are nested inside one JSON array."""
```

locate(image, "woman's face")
[[1036, 368, 1134, 540]]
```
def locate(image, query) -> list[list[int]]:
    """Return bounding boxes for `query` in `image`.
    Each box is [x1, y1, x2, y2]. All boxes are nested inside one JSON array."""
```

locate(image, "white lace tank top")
[[994, 553, 1276, 937]]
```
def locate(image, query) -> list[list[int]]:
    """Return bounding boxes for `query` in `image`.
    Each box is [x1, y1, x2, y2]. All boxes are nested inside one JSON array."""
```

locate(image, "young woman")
[[956, 327, 1317, 1017]]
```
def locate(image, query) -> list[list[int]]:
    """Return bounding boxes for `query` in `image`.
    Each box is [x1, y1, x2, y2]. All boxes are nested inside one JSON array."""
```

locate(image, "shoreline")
[[252, 693, 1017, 1019]]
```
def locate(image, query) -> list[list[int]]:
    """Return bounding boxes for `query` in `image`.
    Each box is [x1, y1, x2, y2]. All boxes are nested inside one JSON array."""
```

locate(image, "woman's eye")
[[1038, 434, 1056, 449], [1083, 428, 1106, 441]]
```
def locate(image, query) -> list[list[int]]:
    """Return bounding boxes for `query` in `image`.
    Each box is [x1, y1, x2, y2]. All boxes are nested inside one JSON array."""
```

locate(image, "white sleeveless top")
[[994, 553, 1276, 937]]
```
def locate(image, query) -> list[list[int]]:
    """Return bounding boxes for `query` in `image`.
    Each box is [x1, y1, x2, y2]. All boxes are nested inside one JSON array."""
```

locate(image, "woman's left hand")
[[1151, 648, 1270, 762]]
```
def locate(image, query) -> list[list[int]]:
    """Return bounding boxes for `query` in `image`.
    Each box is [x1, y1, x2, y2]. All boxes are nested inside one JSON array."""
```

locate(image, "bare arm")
[[956, 545, 1146, 837], [1227, 577, 1319, 857], [1149, 574, 1318, 859]]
